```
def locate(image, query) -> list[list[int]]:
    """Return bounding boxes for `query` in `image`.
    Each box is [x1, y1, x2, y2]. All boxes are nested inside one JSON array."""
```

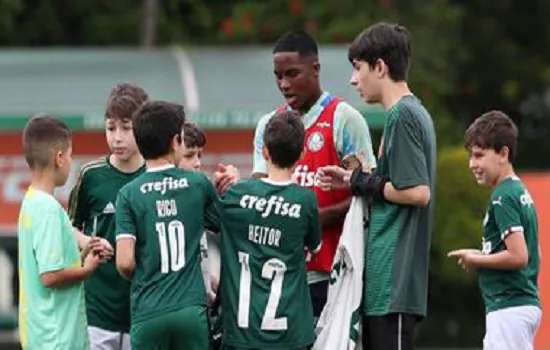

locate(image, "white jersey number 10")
[[155, 220, 186, 274]]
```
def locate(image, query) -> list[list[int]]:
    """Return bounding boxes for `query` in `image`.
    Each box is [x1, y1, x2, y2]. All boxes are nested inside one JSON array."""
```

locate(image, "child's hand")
[[80, 237, 101, 261], [208, 276, 219, 307], [97, 238, 114, 262], [447, 249, 482, 271], [83, 249, 102, 274], [213, 163, 240, 194], [317, 166, 352, 191], [81, 237, 113, 263]]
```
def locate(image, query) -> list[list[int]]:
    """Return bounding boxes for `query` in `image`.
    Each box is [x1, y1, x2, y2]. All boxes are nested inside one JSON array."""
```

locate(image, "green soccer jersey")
[[18, 187, 88, 350], [479, 176, 540, 313], [217, 178, 321, 349], [68, 156, 145, 332], [115, 164, 219, 324], [365, 95, 437, 317]]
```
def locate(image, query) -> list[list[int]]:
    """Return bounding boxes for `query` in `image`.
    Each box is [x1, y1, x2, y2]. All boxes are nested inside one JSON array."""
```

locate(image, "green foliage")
[[431, 146, 491, 285]]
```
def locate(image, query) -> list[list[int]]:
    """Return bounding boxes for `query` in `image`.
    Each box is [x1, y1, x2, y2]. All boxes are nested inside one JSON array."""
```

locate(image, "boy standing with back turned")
[[115, 101, 220, 349], [218, 111, 322, 349]]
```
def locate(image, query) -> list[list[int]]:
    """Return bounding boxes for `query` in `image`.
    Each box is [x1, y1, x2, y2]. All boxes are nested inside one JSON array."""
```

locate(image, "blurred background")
[[0, 1, 549, 349]]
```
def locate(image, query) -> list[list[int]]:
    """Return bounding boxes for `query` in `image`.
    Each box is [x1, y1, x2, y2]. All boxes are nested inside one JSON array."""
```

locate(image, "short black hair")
[[105, 82, 149, 121], [273, 30, 318, 58], [23, 115, 72, 170], [263, 111, 305, 169], [348, 22, 411, 81], [464, 110, 518, 162], [183, 121, 206, 149], [132, 101, 185, 160]]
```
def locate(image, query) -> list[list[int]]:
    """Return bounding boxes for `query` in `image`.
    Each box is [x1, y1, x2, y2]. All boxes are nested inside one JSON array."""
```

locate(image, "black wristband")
[[349, 168, 371, 196], [349, 168, 388, 200], [372, 175, 389, 200]]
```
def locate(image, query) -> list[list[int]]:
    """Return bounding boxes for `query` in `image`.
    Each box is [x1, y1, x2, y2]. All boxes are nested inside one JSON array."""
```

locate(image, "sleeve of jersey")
[[252, 113, 272, 176], [33, 209, 71, 274], [115, 191, 136, 241], [67, 168, 88, 230], [387, 109, 429, 189], [493, 193, 524, 240], [334, 103, 377, 169], [305, 191, 322, 254], [203, 180, 221, 233]]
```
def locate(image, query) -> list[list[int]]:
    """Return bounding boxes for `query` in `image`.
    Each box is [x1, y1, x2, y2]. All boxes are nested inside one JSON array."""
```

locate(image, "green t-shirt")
[[115, 164, 219, 324], [479, 176, 540, 313], [218, 178, 321, 349], [18, 187, 88, 350], [68, 156, 145, 332], [365, 95, 437, 317]]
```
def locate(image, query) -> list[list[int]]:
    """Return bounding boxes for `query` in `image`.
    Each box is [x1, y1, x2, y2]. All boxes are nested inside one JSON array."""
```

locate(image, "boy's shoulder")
[[492, 176, 527, 201], [76, 156, 109, 182], [22, 188, 62, 214]]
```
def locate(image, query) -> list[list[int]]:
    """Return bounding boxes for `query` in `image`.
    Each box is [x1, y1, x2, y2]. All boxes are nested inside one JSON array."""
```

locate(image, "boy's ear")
[[499, 146, 510, 163], [262, 145, 270, 162], [53, 149, 63, 169], [299, 149, 305, 161]]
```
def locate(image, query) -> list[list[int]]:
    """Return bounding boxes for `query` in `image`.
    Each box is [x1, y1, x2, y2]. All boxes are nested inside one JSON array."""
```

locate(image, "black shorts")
[[309, 280, 329, 317], [362, 313, 420, 350]]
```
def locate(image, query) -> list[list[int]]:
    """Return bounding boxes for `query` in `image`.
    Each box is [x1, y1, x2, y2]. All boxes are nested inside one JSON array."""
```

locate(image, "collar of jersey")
[[146, 164, 175, 172], [285, 91, 331, 128], [260, 178, 294, 186]]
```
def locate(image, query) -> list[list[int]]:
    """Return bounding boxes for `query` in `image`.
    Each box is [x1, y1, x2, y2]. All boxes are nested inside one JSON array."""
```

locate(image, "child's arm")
[[467, 232, 528, 270], [204, 179, 222, 233], [41, 253, 101, 288], [116, 238, 135, 281], [34, 209, 101, 288], [115, 191, 136, 280], [449, 193, 529, 270], [68, 169, 89, 250], [212, 163, 240, 194], [68, 170, 114, 257], [305, 190, 323, 258]]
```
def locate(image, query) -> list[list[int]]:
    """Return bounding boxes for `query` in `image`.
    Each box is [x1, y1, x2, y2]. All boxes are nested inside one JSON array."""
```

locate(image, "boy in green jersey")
[[178, 120, 223, 348], [177, 120, 218, 303], [68, 82, 148, 350], [217, 111, 322, 349], [115, 101, 220, 349], [448, 110, 541, 350], [18, 115, 103, 349]]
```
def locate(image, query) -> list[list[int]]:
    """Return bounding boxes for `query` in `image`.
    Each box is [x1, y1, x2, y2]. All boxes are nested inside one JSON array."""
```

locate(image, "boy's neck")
[[267, 166, 293, 183], [30, 169, 57, 195], [146, 156, 174, 170], [110, 153, 144, 173], [492, 164, 516, 188], [381, 81, 412, 111]]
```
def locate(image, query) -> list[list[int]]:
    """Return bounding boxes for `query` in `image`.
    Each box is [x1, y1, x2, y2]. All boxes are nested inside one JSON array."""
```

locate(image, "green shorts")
[[131, 305, 210, 350]]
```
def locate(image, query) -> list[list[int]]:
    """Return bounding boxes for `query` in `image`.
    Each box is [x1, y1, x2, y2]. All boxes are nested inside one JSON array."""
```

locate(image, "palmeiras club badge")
[[307, 131, 324, 152]]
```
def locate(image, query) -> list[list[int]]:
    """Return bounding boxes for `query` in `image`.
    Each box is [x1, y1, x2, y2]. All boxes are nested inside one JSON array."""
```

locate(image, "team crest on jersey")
[[307, 132, 324, 152]]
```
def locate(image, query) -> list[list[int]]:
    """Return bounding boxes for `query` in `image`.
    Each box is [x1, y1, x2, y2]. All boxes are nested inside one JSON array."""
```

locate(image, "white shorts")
[[484, 305, 542, 350], [88, 326, 131, 350]]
